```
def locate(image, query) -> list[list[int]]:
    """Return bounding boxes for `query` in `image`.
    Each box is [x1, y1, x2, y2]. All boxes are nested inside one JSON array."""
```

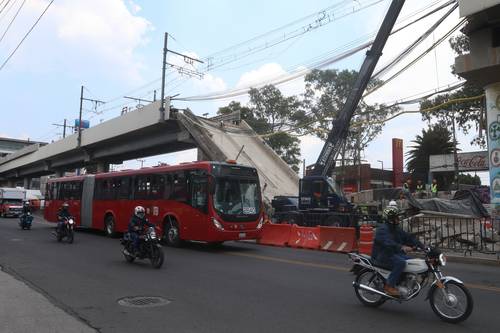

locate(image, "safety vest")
[[416, 184, 423, 192], [431, 184, 437, 193]]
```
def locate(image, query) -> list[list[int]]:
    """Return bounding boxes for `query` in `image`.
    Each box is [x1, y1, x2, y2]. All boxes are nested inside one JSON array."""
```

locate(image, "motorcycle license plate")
[[238, 232, 246, 238]]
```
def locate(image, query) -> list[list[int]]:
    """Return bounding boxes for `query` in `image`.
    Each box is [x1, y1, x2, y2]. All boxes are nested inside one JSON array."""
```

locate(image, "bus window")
[[191, 178, 208, 213], [117, 177, 131, 200], [134, 176, 149, 200], [172, 173, 187, 202], [150, 175, 165, 199], [163, 174, 172, 199]]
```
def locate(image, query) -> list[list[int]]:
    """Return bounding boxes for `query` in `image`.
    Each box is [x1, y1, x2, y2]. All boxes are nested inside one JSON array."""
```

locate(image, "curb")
[[444, 254, 500, 267]]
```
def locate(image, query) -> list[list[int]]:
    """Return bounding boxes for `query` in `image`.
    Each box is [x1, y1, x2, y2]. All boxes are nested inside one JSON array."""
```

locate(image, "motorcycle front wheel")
[[67, 229, 74, 244], [150, 246, 164, 269], [429, 280, 473, 323], [354, 270, 387, 307]]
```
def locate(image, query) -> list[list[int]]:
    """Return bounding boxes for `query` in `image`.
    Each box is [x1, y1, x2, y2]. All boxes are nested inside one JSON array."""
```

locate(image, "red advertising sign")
[[392, 138, 404, 187]]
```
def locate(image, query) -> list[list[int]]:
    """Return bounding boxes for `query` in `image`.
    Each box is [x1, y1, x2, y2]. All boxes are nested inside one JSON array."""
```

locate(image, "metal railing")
[[402, 216, 499, 256]]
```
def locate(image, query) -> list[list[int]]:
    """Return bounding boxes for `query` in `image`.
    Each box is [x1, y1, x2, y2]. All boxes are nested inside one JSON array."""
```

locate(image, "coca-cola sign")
[[457, 152, 488, 171], [429, 151, 488, 172]]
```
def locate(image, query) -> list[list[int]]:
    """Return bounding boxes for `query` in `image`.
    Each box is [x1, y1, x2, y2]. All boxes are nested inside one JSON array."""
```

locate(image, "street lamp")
[[377, 160, 384, 188]]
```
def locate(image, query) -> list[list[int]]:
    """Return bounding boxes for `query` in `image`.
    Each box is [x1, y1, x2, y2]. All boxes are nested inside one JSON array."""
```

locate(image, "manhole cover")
[[117, 296, 170, 308]]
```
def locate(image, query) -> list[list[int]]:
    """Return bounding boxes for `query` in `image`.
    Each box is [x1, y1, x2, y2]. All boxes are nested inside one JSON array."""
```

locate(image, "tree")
[[217, 85, 307, 172], [420, 33, 486, 147], [457, 173, 481, 186], [406, 124, 455, 188], [303, 69, 399, 165]]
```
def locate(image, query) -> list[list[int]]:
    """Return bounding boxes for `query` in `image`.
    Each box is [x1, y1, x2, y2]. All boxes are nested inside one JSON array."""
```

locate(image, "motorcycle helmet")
[[23, 200, 30, 207], [62, 202, 69, 209], [134, 206, 146, 219], [388, 200, 397, 208], [383, 206, 400, 224]]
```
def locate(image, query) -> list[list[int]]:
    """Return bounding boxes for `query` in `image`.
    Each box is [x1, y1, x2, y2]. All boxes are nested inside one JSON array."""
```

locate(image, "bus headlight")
[[256, 216, 264, 230], [211, 217, 224, 231]]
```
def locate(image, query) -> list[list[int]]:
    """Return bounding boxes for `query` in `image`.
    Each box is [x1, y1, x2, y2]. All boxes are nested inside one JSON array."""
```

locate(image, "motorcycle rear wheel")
[[429, 280, 473, 323], [354, 270, 387, 307]]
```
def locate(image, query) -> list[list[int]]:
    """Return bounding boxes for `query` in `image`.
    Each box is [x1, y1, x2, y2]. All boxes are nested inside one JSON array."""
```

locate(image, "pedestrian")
[[416, 180, 424, 199], [431, 179, 438, 198]]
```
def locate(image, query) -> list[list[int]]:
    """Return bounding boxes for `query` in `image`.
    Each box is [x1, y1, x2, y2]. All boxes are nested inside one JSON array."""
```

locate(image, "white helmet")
[[134, 206, 145, 218], [388, 200, 398, 208]]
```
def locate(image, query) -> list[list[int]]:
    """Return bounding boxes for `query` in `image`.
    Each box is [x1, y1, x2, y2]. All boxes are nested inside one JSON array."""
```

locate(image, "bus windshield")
[[213, 178, 260, 218]]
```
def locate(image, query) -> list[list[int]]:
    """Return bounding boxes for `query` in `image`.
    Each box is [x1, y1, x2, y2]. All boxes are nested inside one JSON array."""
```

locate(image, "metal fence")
[[402, 216, 499, 256]]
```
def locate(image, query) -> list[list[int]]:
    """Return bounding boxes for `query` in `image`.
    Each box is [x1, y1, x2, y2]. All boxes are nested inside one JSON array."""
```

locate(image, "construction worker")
[[431, 179, 438, 198], [403, 178, 411, 195], [416, 180, 424, 199]]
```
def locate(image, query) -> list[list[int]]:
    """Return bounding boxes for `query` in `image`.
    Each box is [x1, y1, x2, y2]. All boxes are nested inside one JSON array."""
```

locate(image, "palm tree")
[[406, 125, 455, 180]]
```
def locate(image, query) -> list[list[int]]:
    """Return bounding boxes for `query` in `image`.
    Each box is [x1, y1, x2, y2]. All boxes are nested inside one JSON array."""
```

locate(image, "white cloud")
[[5, 0, 153, 83]]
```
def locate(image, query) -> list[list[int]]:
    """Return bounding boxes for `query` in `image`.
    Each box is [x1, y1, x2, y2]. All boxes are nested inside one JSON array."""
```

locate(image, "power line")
[[0, 0, 12, 16], [0, 0, 54, 72], [0, 0, 26, 44]]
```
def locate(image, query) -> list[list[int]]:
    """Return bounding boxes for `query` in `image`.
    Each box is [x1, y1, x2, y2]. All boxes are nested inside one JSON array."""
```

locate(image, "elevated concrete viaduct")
[[0, 99, 298, 200]]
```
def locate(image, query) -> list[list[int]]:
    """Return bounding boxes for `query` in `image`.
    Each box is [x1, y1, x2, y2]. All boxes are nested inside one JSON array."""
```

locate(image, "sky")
[[0, 0, 489, 183]]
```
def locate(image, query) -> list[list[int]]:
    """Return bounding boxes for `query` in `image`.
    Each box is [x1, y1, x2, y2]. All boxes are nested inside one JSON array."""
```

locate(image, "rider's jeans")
[[387, 254, 409, 287], [130, 232, 140, 252]]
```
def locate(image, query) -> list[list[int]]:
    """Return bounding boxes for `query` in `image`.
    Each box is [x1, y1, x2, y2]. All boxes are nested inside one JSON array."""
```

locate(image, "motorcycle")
[[19, 212, 33, 230], [348, 248, 473, 323], [54, 217, 75, 243], [121, 226, 164, 269]]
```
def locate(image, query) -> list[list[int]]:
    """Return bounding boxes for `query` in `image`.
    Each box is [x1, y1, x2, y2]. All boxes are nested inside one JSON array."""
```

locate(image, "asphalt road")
[[1, 215, 499, 333]]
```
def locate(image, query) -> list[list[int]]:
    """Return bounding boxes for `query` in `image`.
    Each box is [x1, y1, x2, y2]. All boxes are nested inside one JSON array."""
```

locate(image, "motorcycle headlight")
[[150, 231, 157, 239], [256, 216, 264, 230], [68, 219, 74, 225], [439, 253, 446, 266], [211, 217, 224, 231]]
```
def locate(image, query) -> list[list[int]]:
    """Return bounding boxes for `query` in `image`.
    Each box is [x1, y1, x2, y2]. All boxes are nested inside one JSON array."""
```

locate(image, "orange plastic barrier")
[[358, 225, 374, 255], [319, 226, 357, 253], [288, 225, 320, 249], [257, 223, 292, 247]]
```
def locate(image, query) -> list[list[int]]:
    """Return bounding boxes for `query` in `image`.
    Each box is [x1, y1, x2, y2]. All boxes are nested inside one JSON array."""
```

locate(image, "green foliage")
[[217, 85, 305, 172], [406, 124, 455, 178], [420, 33, 485, 147], [303, 69, 399, 164], [457, 173, 481, 186]]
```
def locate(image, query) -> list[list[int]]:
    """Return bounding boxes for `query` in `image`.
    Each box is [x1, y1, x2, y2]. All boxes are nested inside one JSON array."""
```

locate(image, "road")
[[0, 215, 499, 333]]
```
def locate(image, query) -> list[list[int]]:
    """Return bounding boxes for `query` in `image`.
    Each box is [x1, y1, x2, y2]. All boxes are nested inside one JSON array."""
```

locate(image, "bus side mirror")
[[208, 175, 216, 194]]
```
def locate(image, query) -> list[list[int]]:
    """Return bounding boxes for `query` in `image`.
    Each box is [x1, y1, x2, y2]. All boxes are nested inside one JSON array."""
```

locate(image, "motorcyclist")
[[56, 202, 71, 234], [371, 206, 424, 297], [128, 206, 154, 255], [21, 201, 31, 224]]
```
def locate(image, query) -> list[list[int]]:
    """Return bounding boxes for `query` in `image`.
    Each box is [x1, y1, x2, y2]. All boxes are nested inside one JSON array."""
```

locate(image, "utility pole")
[[159, 32, 168, 121], [78, 85, 104, 147], [63, 119, 67, 138], [451, 108, 459, 190], [52, 119, 75, 139], [137, 159, 145, 168], [159, 32, 204, 121], [378, 160, 384, 188]]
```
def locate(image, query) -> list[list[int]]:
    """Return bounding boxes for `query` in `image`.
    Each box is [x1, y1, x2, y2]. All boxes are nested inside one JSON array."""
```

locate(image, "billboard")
[[429, 151, 488, 172]]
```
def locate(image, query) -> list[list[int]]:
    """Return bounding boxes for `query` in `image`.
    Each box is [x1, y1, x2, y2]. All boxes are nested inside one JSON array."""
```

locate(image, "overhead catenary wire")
[[0, 0, 54, 72], [174, 0, 458, 102], [0, 0, 26, 44]]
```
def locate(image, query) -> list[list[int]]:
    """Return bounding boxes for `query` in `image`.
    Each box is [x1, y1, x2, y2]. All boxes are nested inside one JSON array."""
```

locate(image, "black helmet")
[[23, 200, 30, 206], [383, 206, 400, 224]]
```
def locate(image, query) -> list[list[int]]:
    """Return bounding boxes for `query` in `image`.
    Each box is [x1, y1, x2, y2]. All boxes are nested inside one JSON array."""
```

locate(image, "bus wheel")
[[164, 219, 181, 247], [104, 215, 117, 238]]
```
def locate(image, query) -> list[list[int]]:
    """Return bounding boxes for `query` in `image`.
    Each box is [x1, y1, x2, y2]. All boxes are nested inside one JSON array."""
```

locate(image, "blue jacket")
[[128, 215, 154, 233], [371, 222, 423, 264]]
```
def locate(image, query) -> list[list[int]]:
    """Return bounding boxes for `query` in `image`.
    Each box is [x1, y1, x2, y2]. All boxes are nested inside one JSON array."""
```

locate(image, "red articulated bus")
[[44, 161, 264, 245]]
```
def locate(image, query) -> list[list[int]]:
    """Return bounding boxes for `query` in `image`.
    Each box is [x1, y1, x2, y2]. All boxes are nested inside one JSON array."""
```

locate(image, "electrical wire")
[[0, 0, 25, 44], [0, 0, 54, 72]]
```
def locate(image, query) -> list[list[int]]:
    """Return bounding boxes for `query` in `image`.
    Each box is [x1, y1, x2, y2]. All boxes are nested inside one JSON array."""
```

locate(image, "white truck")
[[0, 187, 26, 217]]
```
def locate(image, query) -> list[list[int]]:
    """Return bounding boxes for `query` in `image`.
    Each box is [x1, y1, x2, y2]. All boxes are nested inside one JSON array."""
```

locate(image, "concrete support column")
[[54, 170, 64, 178], [23, 177, 31, 189], [96, 162, 109, 173], [485, 82, 500, 225]]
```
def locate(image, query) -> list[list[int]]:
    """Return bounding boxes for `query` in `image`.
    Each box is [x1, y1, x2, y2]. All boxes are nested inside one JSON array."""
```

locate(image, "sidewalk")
[[0, 266, 96, 333]]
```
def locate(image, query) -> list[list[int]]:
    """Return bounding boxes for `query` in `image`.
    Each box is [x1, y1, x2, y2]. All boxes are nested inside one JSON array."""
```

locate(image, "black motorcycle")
[[54, 216, 75, 243], [121, 226, 164, 269], [349, 247, 473, 323], [19, 212, 33, 230]]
